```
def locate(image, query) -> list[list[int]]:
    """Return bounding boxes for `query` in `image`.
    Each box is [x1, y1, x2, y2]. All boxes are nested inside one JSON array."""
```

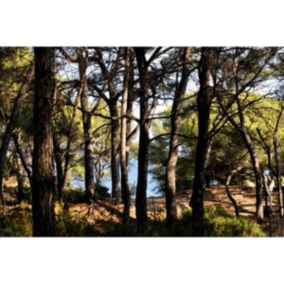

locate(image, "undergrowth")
[[105, 205, 266, 237], [0, 203, 266, 237]]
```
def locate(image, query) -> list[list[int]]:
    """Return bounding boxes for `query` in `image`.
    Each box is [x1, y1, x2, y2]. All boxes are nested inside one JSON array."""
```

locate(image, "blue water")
[[71, 159, 162, 197]]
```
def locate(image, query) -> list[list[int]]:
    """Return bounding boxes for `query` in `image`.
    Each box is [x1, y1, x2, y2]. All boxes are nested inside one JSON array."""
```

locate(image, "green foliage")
[[0, 202, 99, 237], [105, 205, 266, 237], [0, 203, 266, 237], [0, 205, 32, 237], [202, 205, 265, 237], [0, 48, 33, 117], [209, 216, 265, 237], [63, 187, 86, 203], [95, 184, 110, 198], [150, 91, 284, 187], [63, 185, 110, 204], [56, 211, 99, 237]]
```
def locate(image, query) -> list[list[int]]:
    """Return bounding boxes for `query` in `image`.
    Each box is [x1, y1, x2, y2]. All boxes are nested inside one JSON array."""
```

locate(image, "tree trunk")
[[126, 58, 135, 170], [14, 151, 25, 203], [219, 77, 265, 220], [120, 48, 131, 223], [262, 174, 273, 217], [0, 64, 34, 204], [32, 47, 56, 236], [12, 133, 32, 187], [204, 137, 213, 189], [165, 47, 191, 224], [109, 100, 121, 200], [241, 129, 264, 220], [60, 92, 81, 202], [134, 48, 149, 231], [190, 48, 214, 230], [225, 170, 240, 218], [273, 106, 284, 217], [53, 134, 64, 202], [78, 51, 95, 202]]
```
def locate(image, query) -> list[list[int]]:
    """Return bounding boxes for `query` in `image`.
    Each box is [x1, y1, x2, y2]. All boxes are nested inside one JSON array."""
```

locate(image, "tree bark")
[[78, 50, 96, 202], [241, 129, 264, 220], [59, 91, 81, 202], [32, 47, 56, 236], [12, 132, 32, 187], [53, 134, 64, 202], [256, 105, 284, 217], [0, 63, 34, 204], [94, 48, 122, 199], [14, 150, 25, 203], [217, 69, 265, 220], [273, 106, 284, 216], [120, 48, 131, 222], [134, 48, 150, 231], [165, 47, 191, 224], [225, 169, 241, 217], [109, 100, 121, 199], [190, 48, 214, 228]]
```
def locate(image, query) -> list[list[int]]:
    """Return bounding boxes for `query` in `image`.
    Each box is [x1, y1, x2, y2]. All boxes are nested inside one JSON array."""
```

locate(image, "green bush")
[[63, 184, 110, 204], [0, 202, 266, 237], [56, 210, 99, 236], [184, 205, 266, 237], [95, 184, 110, 198], [105, 205, 266, 237], [210, 216, 265, 237], [63, 187, 86, 204], [0, 213, 32, 237]]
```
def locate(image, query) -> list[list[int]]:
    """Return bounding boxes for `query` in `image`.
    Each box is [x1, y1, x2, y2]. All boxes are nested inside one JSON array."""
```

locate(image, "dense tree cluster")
[[0, 47, 283, 236]]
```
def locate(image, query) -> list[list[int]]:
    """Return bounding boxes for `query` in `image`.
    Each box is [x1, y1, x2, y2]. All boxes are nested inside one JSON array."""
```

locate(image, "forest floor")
[[1, 177, 280, 236]]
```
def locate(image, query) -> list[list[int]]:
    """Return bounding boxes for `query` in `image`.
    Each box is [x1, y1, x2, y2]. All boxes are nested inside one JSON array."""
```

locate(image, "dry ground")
[[1, 177, 278, 235]]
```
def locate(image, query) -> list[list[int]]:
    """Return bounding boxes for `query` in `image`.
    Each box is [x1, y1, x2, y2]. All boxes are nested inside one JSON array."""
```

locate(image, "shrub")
[[63, 184, 110, 204], [0, 213, 32, 237], [63, 187, 86, 204], [210, 216, 265, 237], [56, 210, 99, 236], [198, 205, 265, 237], [95, 184, 110, 198], [105, 205, 266, 237]]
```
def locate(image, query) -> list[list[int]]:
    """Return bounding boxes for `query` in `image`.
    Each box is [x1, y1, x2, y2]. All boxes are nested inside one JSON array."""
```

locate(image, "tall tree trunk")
[[14, 150, 25, 203], [53, 134, 64, 202], [109, 100, 121, 200], [225, 169, 241, 218], [222, 109, 265, 221], [190, 48, 214, 229], [59, 92, 81, 203], [218, 64, 266, 221], [121, 48, 131, 222], [134, 48, 149, 231], [12, 132, 32, 187], [78, 50, 95, 202], [241, 126, 264, 220], [32, 47, 56, 236], [273, 106, 284, 217], [204, 137, 213, 188], [165, 47, 191, 224], [126, 57, 135, 171], [0, 64, 34, 204], [94, 47, 123, 200]]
